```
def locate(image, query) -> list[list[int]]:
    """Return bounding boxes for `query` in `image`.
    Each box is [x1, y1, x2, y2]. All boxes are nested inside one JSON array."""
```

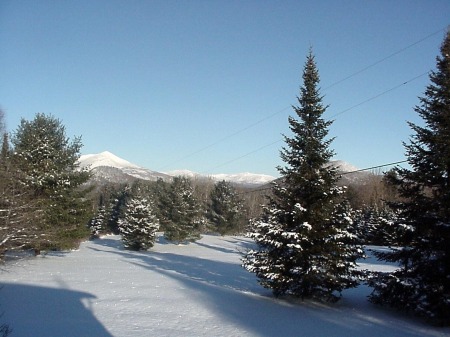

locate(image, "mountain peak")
[[328, 160, 359, 173], [79, 151, 140, 170], [166, 169, 276, 187]]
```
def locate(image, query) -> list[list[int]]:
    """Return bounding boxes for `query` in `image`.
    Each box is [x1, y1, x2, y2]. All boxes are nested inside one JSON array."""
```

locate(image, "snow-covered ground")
[[1, 235, 449, 337]]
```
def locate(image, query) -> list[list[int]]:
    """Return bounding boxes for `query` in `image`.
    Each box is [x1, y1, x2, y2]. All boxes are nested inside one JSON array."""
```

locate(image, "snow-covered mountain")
[[78, 151, 276, 186], [166, 169, 276, 187], [327, 160, 359, 173], [78, 151, 171, 183], [78, 151, 369, 187], [327, 160, 373, 184], [78, 151, 140, 170]]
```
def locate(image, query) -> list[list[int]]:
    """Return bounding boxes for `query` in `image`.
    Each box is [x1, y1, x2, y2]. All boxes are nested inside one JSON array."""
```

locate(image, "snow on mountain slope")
[[79, 151, 276, 186], [211, 172, 275, 186], [78, 152, 366, 187], [166, 169, 276, 187], [78, 151, 170, 183], [328, 160, 359, 173], [167, 169, 200, 179], [79, 151, 140, 169]]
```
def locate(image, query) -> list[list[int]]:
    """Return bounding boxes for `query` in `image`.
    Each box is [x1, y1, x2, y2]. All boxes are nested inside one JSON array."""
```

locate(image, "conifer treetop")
[[279, 50, 334, 177]]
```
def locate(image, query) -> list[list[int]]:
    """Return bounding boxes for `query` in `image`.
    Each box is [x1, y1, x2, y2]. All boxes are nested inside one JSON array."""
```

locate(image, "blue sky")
[[1, 1, 449, 177]]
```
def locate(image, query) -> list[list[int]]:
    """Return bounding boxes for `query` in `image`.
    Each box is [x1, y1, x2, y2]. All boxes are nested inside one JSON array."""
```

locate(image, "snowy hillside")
[[78, 151, 171, 183], [79, 151, 276, 187], [167, 169, 276, 187], [79, 151, 140, 169], [78, 151, 370, 187], [328, 160, 359, 173], [328, 160, 374, 184], [1, 235, 447, 337]]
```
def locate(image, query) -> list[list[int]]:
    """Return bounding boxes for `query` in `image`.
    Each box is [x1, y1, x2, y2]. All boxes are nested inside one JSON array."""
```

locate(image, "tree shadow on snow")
[[90, 236, 125, 250], [89, 239, 439, 337], [192, 240, 242, 255], [0, 283, 113, 337], [193, 236, 257, 255]]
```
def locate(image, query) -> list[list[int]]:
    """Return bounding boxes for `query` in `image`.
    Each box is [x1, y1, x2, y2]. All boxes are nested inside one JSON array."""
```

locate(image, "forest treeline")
[[0, 109, 404, 257]]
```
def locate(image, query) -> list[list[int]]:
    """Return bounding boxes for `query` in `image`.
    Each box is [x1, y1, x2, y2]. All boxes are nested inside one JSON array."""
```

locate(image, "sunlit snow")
[[1, 235, 448, 337]]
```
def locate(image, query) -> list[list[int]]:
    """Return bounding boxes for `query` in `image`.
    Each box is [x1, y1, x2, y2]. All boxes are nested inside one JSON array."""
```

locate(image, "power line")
[[238, 159, 409, 195], [340, 160, 407, 175], [329, 71, 430, 119], [202, 139, 283, 174], [207, 71, 428, 171], [158, 28, 444, 171], [159, 106, 290, 171], [323, 27, 445, 91]]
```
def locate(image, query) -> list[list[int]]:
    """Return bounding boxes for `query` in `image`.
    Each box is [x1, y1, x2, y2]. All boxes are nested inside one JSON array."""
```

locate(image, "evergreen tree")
[[10, 113, 91, 250], [0, 133, 9, 167], [162, 176, 205, 243], [12, 113, 88, 197], [107, 185, 130, 234], [369, 31, 450, 325], [89, 204, 107, 239], [119, 196, 159, 251], [243, 50, 364, 302], [151, 178, 171, 228], [356, 206, 409, 246], [208, 180, 246, 235]]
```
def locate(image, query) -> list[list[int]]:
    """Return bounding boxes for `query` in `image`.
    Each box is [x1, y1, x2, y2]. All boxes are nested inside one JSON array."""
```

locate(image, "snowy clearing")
[[1, 235, 449, 337]]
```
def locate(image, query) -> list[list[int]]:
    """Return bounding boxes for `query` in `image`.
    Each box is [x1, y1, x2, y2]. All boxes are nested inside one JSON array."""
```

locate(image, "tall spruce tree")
[[369, 31, 450, 325], [243, 50, 363, 302]]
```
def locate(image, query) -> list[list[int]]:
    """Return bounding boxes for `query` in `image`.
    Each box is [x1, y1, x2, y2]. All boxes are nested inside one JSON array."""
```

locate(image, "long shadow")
[[0, 283, 113, 337], [192, 240, 240, 255], [193, 236, 257, 255], [221, 236, 257, 251], [90, 240, 436, 337], [89, 236, 125, 250]]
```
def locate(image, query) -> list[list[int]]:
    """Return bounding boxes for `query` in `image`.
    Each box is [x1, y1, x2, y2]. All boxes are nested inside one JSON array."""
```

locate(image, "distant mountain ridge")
[[166, 169, 276, 187], [78, 151, 139, 169], [78, 151, 368, 187], [78, 151, 171, 183], [78, 151, 276, 186]]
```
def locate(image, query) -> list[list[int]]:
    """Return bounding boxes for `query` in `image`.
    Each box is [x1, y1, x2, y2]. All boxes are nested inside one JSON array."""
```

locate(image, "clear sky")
[[1, 1, 449, 177]]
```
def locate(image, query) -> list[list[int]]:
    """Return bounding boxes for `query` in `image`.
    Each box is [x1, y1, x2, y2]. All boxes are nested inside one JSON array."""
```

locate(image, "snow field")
[[1, 235, 449, 337]]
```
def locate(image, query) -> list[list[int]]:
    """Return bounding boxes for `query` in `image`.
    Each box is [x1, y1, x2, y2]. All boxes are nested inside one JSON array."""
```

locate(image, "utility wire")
[[161, 27, 447, 170], [340, 160, 407, 175], [238, 159, 409, 195], [158, 28, 444, 172], [323, 27, 445, 91], [203, 139, 283, 174], [159, 106, 290, 171], [208, 71, 428, 172], [329, 71, 430, 119]]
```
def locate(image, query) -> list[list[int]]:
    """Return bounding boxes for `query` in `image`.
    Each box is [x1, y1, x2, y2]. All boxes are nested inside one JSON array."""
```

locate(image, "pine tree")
[[356, 206, 408, 246], [89, 205, 107, 239], [12, 113, 88, 197], [107, 186, 130, 235], [162, 176, 205, 243], [0, 133, 9, 167], [119, 196, 159, 251], [10, 113, 91, 250], [369, 31, 450, 325], [243, 50, 364, 302], [208, 180, 246, 235]]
